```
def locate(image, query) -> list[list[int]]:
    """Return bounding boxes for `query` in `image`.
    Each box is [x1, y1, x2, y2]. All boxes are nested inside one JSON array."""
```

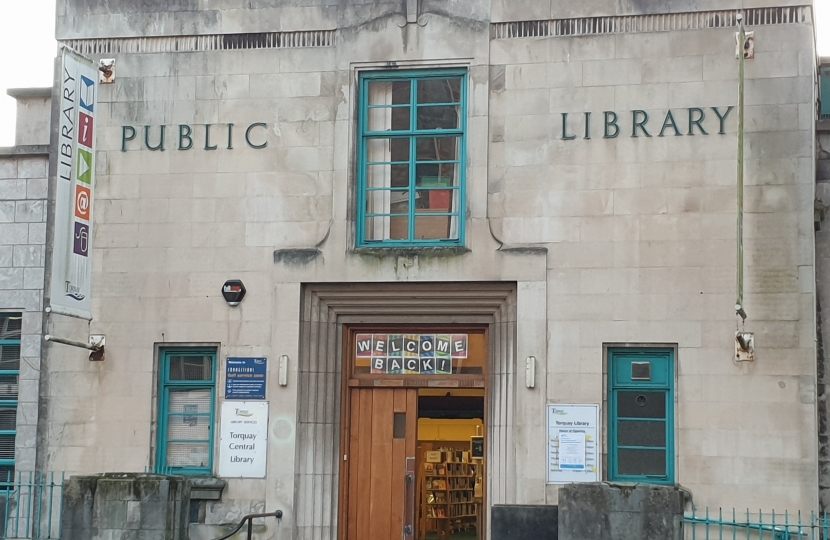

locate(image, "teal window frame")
[[356, 69, 468, 248], [156, 348, 217, 475], [607, 347, 675, 485], [0, 314, 20, 483]]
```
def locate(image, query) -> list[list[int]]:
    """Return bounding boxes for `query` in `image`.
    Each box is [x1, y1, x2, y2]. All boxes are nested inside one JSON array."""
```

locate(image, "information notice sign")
[[547, 404, 599, 484], [218, 401, 268, 478], [225, 357, 266, 400]]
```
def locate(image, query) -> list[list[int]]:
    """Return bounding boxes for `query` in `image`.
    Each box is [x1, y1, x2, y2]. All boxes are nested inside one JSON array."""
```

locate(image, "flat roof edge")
[[6, 88, 53, 100], [0, 145, 50, 157]]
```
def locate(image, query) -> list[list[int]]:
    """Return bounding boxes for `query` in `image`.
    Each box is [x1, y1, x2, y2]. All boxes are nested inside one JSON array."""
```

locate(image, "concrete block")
[[13, 245, 42, 267], [582, 59, 642, 86], [0, 160, 16, 179], [0, 224, 29, 245], [26, 178, 48, 200], [0, 201, 14, 223], [23, 267, 44, 290], [27, 223, 46, 245], [14, 201, 44, 223], [0, 268, 24, 290], [0, 179, 27, 200], [16, 158, 47, 179]]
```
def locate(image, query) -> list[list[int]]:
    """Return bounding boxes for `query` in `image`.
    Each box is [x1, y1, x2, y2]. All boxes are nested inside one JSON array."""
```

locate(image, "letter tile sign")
[[355, 333, 468, 375]]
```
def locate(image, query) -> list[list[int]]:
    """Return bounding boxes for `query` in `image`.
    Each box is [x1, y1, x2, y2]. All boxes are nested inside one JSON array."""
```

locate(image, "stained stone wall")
[[0, 89, 51, 478], [43, 0, 820, 538]]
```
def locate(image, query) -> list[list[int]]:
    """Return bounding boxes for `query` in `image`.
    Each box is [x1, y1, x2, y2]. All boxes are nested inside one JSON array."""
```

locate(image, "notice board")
[[225, 357, 267, 400], [547, 404, 599, 484]]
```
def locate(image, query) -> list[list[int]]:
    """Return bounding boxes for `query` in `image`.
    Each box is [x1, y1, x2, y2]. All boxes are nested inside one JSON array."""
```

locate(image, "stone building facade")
[[0, 88, 51, 480], [7, 0, 822, 538]]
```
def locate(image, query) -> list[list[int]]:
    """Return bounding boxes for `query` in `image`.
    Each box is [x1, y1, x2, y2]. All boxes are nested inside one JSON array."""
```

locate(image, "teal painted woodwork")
[[356, 69, 468, 247], [0, 313, 21, 481], [156, 348, 217, 475], [608, 348, 674, 485]]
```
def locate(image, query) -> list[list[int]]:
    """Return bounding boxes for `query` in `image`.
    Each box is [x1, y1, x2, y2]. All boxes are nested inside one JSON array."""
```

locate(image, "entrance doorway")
[[341, 328, 487, 540]]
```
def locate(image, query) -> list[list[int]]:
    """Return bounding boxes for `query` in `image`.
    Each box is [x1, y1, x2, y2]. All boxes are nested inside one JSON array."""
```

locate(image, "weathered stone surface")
[[61, 474, 191, 540], [558, 483, 686, 540]]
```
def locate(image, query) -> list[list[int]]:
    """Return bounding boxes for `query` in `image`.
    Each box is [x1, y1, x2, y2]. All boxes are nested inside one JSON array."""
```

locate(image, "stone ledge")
[[350, 246, 471, 258], [0, 146, 49, 157], [190, 476, 226, 501], [6, 88, 51, 100]]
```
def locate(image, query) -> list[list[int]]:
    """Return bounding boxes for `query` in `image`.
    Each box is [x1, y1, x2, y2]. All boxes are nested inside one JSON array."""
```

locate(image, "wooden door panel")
[[347, 388, 417, 540]]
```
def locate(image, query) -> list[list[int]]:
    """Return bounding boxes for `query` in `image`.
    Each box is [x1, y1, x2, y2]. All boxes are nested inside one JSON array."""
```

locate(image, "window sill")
[[352, 245, 471, 257], [189, 476, 227, 500]]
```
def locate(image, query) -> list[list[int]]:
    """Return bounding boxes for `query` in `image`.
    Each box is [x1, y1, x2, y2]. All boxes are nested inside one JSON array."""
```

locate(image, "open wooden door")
[[346, 388, 417, 540]]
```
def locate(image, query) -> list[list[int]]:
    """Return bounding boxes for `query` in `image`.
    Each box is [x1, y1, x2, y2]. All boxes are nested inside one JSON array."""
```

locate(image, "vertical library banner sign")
[[49, 47, 97, 319], [547, 404, 599, 484], [218, 401, 268, 478], [355, 333, 468, 374]]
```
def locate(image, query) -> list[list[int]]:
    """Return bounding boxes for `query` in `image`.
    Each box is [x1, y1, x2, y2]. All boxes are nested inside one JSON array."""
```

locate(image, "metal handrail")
[[212, 510, 283, 540]]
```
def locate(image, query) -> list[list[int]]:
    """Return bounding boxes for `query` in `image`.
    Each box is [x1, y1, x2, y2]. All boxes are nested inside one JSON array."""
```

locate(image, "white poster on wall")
[[547, 404, 599, 484], [49, 47, 98, 320], [218, 401, 268, 478]]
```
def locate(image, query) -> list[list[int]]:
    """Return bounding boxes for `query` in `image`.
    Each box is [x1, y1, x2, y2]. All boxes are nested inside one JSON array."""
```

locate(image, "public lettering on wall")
[[120, 122, 269, 151], [355, 333, 468, 375]]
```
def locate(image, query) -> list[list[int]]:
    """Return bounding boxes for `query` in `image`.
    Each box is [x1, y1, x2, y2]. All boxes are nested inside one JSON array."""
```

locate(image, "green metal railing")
[[0, 472, 64, 539], [685, 507, 829, 539]]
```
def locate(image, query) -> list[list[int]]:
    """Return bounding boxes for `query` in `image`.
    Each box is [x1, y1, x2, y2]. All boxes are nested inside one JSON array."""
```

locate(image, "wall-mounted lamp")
[[279, 355, 289, 386], [526, 356, 536, 388]]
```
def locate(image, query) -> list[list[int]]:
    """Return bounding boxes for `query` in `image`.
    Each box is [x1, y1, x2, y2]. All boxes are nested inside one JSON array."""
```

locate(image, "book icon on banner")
[[79, 76, 95, 112], [77, 149, 92, 184]]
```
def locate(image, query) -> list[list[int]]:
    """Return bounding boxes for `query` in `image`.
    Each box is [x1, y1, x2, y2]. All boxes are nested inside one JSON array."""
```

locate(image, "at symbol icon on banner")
[[75, 185, 91, 220]]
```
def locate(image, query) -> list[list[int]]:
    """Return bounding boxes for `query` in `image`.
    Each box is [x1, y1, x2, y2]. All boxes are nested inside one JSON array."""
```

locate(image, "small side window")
[[157, 349, 216, 475], [608, 348, 674, 484]]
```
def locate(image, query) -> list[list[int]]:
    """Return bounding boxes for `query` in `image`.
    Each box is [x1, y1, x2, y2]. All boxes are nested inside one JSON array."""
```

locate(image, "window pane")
[[168, 414, 211, 441], [618, 420, 666, 448], [0, 434, 15, 460], [414, 216, 453, 240], [417, 105, 459, 130], [368, 81, 410, 105], [417, 78, 461, 104], [367, 164, 410, 189], [0, 345, 20, 371], [617, 448, 666, 477], [169, 389, 212, 414], [168, 356, 212, 381], [366, 190, 410, 216], [0, 409, 16, 431], [0, 376, 18, 401], [0, 316, 21, 341], [368, 107, 410, 132], [166, 442, 210, 468], [366, 138, 410, 164], [617, 391, 666, 419], [0, 466, 14, 484], [365, 216, 410, 241], [416, 137, 459, 161]]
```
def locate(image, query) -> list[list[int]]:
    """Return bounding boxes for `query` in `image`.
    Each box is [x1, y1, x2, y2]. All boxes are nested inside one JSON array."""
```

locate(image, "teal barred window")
[[156, 348, 216, 475], [608, 348, 675, 485], [357, 70, 467, 247], [0, 314, 20, 483]]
